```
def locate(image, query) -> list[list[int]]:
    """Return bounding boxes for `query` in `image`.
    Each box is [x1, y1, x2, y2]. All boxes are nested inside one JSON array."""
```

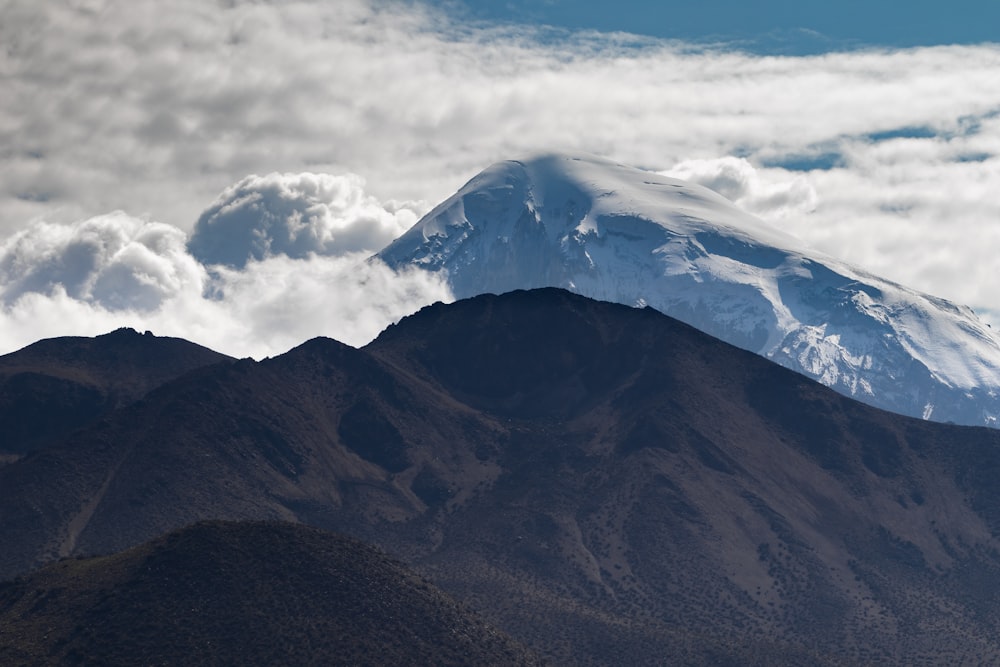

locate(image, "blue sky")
[[433, 0, 1000, 53]]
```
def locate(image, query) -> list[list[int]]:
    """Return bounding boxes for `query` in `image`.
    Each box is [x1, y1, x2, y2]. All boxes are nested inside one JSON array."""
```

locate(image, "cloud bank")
[[2, 0, 999, 350], [0, 178, 451, 358]]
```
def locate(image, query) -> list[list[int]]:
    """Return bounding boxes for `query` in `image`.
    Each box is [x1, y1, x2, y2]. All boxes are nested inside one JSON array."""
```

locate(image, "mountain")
[[0, 520, 541, 666], [378, 153, 1000, 428], [0, 327, 232, 460], [3, 289, 1000, 664], [0, 289, 1000, 665]]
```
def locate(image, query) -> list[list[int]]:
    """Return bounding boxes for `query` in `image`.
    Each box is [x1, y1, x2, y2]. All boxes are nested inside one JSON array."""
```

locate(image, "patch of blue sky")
[[953, 153, 993, 163], [863, 126, 939, 142], [760, 152, 845, 172], [427, 0, 1000, 54], [852, 110, 1000, 148], [954, 109, 1000, 137]]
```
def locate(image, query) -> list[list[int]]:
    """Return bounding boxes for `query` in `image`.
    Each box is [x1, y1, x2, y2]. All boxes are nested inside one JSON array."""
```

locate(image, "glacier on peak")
[[378, 152, 1000, 428]]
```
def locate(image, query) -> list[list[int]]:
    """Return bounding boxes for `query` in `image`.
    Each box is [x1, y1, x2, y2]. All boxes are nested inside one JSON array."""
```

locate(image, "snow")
[[378, 152, 1000, 428]]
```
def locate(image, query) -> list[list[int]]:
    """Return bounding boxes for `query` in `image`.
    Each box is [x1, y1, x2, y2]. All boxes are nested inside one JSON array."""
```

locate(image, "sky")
[[1, 0, 998, 358], [436, 0, 1000, 53]]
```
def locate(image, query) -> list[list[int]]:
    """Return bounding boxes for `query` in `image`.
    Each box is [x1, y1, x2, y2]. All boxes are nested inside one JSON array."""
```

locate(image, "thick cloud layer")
[[189, 172, 424, 268], [0, 187, 451, 358], [2, 0, 999, 344]]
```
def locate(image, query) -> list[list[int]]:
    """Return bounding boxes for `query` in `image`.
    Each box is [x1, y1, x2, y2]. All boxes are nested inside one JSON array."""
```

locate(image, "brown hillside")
[[2, 289, 1000, 664], [0, 328, 231, 458], [0, 520, 541, 666]]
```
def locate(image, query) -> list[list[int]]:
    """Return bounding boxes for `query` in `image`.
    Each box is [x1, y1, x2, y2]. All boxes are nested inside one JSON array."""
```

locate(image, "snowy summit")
[[379, 152, 1000, 428]]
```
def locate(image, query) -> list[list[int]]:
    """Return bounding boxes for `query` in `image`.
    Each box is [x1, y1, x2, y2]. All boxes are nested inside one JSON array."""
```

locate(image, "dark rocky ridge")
[[2, 289, 1000, 664], [0, 327, 231, 458]]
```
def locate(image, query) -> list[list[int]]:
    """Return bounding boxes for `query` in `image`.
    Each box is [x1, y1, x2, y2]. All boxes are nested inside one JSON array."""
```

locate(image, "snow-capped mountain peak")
[[378, 152, 1000, 427]]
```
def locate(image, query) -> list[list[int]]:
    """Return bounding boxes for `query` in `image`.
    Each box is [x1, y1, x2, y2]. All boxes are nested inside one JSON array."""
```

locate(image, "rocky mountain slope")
[[0, 327, 231, 459], [0, 520, 541, 666], [378, 153, 1000, 428], [2, 289, 1000, 664]]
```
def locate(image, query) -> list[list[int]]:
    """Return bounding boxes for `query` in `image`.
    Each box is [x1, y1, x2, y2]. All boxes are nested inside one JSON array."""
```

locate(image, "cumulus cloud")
[[188, 172, 425, 268], [0, 251, 452, 358], [0, 213, 203, 311], [0, 193, 452, 358], [2, 0, 1000, 335]]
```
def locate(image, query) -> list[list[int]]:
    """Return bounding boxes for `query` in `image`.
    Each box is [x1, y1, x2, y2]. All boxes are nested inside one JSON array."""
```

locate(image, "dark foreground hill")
[[3, 289, 1000, 664], [0, 328, 231, 459], [0, 520, 540, 666]]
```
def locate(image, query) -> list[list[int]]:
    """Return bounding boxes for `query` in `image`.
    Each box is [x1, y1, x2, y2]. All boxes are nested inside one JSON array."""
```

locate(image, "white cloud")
[[1, 0, 999, 339], [0, 212, 203, 311], [0, 202, 452, 358], [766, 136, 1000, 321], [188, 171, 425, 267], [197, 254, 451, 356], [661, 157, 818, 221]]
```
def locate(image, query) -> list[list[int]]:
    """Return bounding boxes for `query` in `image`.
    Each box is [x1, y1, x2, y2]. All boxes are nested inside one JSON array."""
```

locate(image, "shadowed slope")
[[3, 290, 1000, 664], [368, 289, 1000, 664], [0, 334, 498, 576], [0, 328, 232, 458], [0, 520, 541, 666]]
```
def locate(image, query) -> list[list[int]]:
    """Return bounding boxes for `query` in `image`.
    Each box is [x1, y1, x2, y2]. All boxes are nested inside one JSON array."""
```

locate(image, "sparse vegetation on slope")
[[0, 520, 542, 666], [0, 328, 231, 457], [4, 289, 1000, 664]]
